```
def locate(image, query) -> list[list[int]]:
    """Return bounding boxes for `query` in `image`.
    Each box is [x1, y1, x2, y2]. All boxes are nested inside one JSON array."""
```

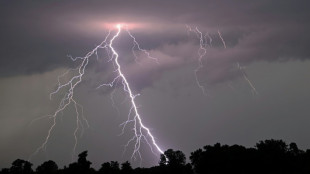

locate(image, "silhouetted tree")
[[301, 149, 310, 172], [67, 151, 93, 174], [78, 151, 92, 170], [255, 139, 290, 173], [189, 139, 310, 174], [289, 142, 303, 156], [36, 160, 58, 174], [2, 140, 310, 174], [10, 159, 33, 174], [256, 139, 288, 154], [98, 161, 119, 174], [190, 143, 257, 174], [99, 162, 111, 174], [159, 149, 192, 174], [189, 148, 204, 174], [159, 149, 186, 167], [0, 168, 9, 174], [121, 161, 132, 174]]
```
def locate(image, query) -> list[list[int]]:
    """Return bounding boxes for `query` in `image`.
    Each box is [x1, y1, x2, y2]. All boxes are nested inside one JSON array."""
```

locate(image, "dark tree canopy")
[[256, 139, 288, 154], [10, 159, 33, 174], [121, 161, 133, 173], [36, 160, 58, 174], [159, 149, 186, 167], [189, 139, 310, 174], [98, 161, 119, 174], [159, 149, 192, 174], [1, 139, 310, 174], [66, 151, 94, 174]]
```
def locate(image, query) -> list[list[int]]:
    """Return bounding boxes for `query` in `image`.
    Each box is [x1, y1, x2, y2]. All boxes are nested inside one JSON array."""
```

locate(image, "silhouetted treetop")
[[36, 160, 58, 174], [10, 159, 33, 174], [120, 161, 132, 174], [66, 151, 94, 174], [159, 149, 186, 167], [98, 161, 120, 174], [1, 139, 310, 174], [256, 139, 288, 154]]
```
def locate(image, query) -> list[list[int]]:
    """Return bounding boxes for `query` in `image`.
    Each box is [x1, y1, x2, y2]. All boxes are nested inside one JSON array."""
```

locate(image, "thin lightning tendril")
[[217, 30, 258, 95], [30, 24, 166, 163], [186, 25, 208, 95], [31, 24, 256, 165], [217, 30, 226, 49], [187, 25, 258, 95], [237, 63, 258, 95]]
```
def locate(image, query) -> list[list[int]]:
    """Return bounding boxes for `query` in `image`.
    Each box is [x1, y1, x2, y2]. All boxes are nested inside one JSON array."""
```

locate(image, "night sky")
[[1, 0, 310, 169]]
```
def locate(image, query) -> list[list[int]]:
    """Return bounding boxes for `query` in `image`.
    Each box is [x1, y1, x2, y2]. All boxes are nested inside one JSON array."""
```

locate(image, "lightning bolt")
[[30, 24, 165, 163], [98, 25, 165, 161], [217, 30, 226, 49], [187, 25, 258, 95], [186, 25, 210, 95], [237, 63, 258, 95], [217, 30, 258, 95], [31, 24, 257, 165]]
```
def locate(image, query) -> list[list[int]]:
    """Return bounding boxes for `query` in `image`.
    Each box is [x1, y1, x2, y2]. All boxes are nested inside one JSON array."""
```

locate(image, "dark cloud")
[[1, 0, 310, 169], [1, 0, 310, 77], [0, 0, 309, 94]]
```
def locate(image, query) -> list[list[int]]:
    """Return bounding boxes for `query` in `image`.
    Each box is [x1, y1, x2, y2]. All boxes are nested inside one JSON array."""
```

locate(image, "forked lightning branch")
[[30, 24, 256, 164], [30, 24, 165, 162]]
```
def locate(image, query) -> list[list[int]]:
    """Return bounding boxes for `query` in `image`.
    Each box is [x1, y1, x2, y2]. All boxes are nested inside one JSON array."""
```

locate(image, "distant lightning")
[[237, 63, 258, 95], [126, 27, 160, 65], [217, 30, 226, 49], [187, 25, 258, 95], [186, 25, 208, 95], [30, 24, 165, 163], [194, 27, 208, 95], [217, 30, 258, 95]]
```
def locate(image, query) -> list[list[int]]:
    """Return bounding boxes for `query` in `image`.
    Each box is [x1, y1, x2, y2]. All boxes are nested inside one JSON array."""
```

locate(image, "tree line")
[[1, 139, 310, 174]]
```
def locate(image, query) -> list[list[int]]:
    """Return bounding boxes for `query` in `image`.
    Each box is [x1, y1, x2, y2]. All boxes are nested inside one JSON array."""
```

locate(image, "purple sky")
[[1, 0, 310, 169]]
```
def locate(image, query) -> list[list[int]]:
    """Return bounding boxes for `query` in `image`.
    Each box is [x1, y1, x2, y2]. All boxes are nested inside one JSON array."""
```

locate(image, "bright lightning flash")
[[30, 24, 165, 163]]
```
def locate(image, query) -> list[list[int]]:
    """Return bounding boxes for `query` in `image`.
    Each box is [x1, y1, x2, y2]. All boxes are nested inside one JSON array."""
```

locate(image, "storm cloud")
[[1, 0, 310, 79], [1, 0, 310, 169]]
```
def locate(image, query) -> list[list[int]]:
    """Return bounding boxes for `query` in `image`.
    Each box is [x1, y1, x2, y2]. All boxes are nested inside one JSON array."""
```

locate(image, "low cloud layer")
[[1, 1, 309, 82]]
